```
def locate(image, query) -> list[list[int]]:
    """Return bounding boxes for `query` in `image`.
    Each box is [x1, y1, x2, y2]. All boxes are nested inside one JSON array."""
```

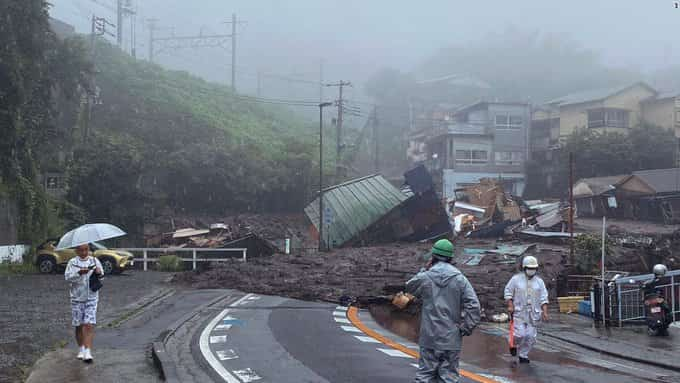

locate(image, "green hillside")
[[66, 39, 320, 239]]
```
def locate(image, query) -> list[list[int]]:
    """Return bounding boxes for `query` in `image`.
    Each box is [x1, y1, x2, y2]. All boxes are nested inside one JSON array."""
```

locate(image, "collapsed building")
[[574, 168, 680, 224], [304, 166, 450, 248]]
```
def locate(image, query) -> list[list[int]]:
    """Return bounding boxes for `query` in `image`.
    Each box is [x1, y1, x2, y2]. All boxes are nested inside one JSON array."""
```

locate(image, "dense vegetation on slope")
[[68, 40, 321, 239], [0, 1, 91, 244], [2, 1, 322, 245]]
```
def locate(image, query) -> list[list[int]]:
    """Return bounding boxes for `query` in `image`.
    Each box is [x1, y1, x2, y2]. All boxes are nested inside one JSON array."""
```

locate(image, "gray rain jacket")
[[406, 262, 481, 351]]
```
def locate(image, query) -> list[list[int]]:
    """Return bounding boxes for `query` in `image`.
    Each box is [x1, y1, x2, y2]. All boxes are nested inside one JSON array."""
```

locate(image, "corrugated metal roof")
[[304, 175, 408, 247], [632, 168, 680, 194], [546, 82, 655, 107]]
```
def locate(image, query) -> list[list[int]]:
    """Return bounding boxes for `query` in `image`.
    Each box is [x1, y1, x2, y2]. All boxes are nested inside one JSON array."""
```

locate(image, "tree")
[[529, 124, 676, 198]]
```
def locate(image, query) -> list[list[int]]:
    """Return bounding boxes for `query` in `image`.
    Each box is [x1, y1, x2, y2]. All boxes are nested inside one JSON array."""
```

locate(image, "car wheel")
[[100, 257, 115, 275], [37, 256, 57, 274]]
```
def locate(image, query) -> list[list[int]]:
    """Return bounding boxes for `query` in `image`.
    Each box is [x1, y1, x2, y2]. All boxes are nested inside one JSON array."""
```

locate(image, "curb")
[[538, 330, 680, 373], [150, 292, 235, 383]]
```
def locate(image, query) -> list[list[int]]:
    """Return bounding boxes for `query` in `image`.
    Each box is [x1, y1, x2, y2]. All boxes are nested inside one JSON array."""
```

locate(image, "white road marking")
[[216, 349, 239, 361], [341, 326, 362, 333], [215, 324, 233, 330], [354, 336, 380, 343], [335, 306, 348, 311], [199, 294, 254, 383], [210, 335, 227, 344], [377, 348, 414, 358], [246, 296, 261, 300], [334, 317, 351, 324], [480, 374, 516, 383], [232, 368, 262, 382], [410, 363, 419, 368], [332, 311, 346, 317]]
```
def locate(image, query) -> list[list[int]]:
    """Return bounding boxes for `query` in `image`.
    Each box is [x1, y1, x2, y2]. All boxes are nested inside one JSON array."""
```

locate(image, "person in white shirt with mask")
[[504, 255, 549, 364]]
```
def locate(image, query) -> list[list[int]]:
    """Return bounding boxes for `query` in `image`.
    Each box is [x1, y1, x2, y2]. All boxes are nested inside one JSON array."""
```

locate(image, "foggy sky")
[[49, 0, 680, 100]]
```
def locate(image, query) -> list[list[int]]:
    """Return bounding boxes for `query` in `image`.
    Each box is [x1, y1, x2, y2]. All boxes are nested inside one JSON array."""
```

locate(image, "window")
[[456, 149, 488, 164], [495, 151, 523, 165], [588, 108, 630, 128], [495, 113, 523, 129]]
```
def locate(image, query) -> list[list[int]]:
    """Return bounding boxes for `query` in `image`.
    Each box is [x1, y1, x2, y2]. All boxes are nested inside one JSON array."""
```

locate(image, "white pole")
[[143, 250, 148, 271], [601, 215, 606, 324], [192, 249, 197, 270]]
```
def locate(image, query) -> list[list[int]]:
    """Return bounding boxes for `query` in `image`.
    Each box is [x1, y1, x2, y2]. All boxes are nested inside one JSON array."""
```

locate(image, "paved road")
[[25, 287, 680, 383], [189, 292, 680, 383]]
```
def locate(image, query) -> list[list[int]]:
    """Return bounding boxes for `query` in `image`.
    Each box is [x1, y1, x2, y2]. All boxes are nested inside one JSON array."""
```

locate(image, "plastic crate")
[[577, 300, 592, 317]]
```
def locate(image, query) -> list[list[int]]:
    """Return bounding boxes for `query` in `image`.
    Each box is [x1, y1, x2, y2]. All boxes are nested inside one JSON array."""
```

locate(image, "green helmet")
[[432, 239, 454, 258]]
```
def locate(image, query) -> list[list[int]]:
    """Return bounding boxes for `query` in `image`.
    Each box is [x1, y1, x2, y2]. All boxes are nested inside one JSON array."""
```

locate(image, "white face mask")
[[525, 269, 537, 278]]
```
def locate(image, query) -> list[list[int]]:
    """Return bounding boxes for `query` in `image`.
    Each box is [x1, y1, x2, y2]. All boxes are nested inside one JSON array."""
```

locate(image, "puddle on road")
[[369, 303, 643, 383]]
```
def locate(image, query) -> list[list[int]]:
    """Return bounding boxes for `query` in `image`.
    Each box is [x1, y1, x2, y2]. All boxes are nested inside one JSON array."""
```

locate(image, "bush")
[[574, 234, 612, 274], [157, 255, 183, 272]]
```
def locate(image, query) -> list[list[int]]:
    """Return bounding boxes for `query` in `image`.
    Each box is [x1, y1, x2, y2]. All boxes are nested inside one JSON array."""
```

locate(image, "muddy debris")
[[173, 239, 567, 319]]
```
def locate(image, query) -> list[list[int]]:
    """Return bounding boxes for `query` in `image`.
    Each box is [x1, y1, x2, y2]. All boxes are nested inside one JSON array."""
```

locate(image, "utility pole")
[[569, 151, 575, 265], [319, 59, 324, 103], [373, 106, 379, 172], [117, 0, 123, 46], [319, 102, 333, 252], [230, 13, 236, 91], [147, 18, 158, 62], [325, 81, 351, 178], [224, 14, 246, 92], [257, 71, 262, 97]]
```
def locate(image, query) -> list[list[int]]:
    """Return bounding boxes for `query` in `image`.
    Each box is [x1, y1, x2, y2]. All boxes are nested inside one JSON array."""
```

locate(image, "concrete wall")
[[559, 101, 594, 136], [558, 84, 656, 137], [604, 85, 656, 128], [0, 196, 19, 246], [642, 98, 676, 131], [489, 103, 530, 174]]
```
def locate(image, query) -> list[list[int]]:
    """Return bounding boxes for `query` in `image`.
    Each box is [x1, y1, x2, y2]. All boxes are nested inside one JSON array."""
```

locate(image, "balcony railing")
[[447, 122, 489, 135]]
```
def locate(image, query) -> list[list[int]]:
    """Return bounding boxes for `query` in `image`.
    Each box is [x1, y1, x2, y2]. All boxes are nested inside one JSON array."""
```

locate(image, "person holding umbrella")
[[60, 223, 126, 363], [65, 243, 103, 363]]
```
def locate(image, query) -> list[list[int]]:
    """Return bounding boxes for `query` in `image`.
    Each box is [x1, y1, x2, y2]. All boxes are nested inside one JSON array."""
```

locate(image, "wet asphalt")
[[0, 270, 169, 383]]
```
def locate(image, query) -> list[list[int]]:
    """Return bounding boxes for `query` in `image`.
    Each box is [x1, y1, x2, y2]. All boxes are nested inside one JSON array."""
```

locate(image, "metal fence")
[[609, 269, 680, 327], [119, 247, 247, 271]]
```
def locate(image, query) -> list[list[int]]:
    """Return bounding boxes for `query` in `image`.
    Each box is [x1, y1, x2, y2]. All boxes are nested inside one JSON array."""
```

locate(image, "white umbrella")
[[56, 223, 126, 250]]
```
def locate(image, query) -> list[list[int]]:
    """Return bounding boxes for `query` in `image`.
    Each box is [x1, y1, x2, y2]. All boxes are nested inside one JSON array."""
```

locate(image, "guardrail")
[[610, 270, 680, 327], [119, 247, 247, 271]]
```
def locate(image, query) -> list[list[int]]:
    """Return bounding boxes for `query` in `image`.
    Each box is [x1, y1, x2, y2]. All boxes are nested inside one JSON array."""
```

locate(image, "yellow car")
[[36, 239, 135, 275]]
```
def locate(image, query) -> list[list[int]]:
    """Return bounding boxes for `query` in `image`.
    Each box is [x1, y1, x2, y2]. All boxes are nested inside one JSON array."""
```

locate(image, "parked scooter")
[[643, 264, 671, 336]]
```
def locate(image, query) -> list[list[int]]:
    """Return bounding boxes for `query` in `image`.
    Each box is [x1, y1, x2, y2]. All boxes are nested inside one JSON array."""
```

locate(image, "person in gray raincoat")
[[405, 239, 481, 383]]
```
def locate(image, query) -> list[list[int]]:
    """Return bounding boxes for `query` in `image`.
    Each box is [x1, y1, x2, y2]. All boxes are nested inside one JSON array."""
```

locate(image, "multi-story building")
[[529, 82, 680, 196], [424, 101, 530, 200]]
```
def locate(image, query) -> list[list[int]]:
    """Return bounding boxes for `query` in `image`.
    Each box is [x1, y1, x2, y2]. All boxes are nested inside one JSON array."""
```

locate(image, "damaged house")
[[573, 175, 627, 217], [304, 169, 450, 249], [615, 168, 680, 223], [572, 168, 680, 223]]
